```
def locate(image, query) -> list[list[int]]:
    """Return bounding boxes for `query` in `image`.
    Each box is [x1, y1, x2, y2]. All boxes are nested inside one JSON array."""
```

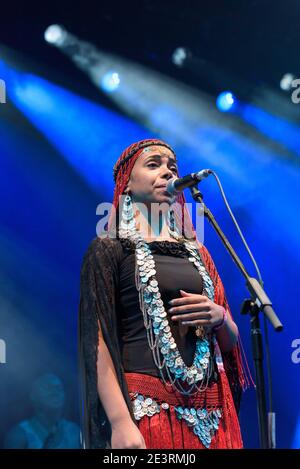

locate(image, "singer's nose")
[[161, 166, 174, 180]]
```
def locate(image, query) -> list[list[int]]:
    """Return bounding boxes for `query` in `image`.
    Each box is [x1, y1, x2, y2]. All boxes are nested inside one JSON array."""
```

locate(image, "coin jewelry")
[[119, 194, 216, 396]]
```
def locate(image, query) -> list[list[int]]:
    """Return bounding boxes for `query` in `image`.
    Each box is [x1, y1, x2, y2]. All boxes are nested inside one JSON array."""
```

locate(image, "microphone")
[[166, 169, 212, 195]]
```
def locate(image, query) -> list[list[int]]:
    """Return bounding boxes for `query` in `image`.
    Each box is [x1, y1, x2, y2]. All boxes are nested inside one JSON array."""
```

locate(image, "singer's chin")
[[155, 188, 173, 198], [160, 194, 175, 204]]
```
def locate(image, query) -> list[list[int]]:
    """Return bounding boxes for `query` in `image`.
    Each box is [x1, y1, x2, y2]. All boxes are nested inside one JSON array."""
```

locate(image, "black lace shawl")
[[78, 237, 137, 449]]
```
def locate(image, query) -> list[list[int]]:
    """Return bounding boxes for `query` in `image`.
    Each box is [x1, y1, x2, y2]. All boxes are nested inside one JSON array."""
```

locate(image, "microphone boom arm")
[[189, 184, 283, 450]]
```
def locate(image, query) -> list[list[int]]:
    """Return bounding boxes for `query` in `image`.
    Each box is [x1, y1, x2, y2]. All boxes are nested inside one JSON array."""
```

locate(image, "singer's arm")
[[213, 314, 238, 352]]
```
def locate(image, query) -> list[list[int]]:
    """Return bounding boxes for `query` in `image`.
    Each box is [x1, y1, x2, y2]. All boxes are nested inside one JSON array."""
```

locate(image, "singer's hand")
[[167, 290, 224, 329]]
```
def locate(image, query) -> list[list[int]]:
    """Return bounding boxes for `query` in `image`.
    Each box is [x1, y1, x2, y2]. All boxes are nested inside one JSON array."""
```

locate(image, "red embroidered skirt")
[[125, 371, 243, 449]]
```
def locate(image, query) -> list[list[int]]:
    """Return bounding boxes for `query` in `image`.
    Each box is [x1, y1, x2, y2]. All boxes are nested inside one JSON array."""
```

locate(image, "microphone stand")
[[189, 185, 283, 449]]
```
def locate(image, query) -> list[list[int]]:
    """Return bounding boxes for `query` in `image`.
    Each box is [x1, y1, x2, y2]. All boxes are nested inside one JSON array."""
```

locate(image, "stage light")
[[280, 73, 295, 91], [216, 91, 236, 112], [172, 47, 188, 67], [100, 71, 120, 93], [44, 24, 67, 46]]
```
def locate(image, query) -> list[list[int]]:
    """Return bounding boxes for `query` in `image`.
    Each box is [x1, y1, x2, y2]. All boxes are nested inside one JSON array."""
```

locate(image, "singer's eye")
[[147, 162, 177, 173]]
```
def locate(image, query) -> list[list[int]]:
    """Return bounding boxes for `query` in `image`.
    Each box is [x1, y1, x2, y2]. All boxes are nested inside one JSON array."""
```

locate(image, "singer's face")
[[125, 146, 178, 206]]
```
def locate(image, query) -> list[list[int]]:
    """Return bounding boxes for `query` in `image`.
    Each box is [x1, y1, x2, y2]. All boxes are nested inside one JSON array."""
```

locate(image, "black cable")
[[207, 170, 275, 447]]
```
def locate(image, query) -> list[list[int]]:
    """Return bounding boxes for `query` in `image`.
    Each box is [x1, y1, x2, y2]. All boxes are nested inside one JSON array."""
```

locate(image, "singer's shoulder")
[[81, 236, 123, 264], [196, 241, 211, 257], [192, 239, 204, 250]]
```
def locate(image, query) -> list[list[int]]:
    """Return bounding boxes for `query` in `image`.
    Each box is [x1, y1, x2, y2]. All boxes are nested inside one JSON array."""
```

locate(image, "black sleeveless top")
[[117, 239, 204, 377]]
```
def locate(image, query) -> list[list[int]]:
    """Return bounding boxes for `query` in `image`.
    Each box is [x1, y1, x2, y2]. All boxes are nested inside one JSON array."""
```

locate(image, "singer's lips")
[[155, 185, 171, 193]]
